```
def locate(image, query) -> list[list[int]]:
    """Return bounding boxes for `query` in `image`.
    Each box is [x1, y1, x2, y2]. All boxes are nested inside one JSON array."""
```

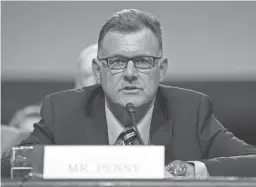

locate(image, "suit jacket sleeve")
[[1, 95, 54, 178], [197, 95, 256, 177]]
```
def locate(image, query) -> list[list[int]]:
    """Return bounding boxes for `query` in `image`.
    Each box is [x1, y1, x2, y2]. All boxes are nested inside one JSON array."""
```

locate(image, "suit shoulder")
[[158, 84, 211, 101], [43, 84, 102, 105]]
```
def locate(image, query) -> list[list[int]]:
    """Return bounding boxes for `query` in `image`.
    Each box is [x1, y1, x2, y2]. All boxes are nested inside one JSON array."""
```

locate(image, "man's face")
[[93, 28, 168, 108]]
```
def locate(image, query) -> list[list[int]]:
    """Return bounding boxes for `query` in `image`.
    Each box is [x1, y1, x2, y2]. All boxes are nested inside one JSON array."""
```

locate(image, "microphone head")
[[126, 103, 136, 116]]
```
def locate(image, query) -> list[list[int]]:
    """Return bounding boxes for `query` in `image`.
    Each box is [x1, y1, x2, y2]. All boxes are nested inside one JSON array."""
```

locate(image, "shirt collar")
[[105, 99, 155, 145]]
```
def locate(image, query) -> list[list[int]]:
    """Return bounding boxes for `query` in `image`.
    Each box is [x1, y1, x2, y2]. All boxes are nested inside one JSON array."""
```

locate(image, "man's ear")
[[92, 58, 101, 84], [159, 56, 168, 82]]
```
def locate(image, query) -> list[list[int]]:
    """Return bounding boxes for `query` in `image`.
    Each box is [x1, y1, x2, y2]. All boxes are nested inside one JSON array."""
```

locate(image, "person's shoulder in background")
[[1, 104, 42, 157]]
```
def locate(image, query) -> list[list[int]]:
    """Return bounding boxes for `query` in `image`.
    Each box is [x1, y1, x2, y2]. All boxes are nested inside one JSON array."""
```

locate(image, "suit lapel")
[[150, 90, 173, 145], [150, 89, 174, 164]]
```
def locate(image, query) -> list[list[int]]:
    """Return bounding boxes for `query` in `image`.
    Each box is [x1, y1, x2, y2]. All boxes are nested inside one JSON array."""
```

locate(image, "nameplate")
[[43, 146, 165, 179]]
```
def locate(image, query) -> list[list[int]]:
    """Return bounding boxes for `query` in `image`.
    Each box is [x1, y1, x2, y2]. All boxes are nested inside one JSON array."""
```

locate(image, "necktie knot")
[[119, 126, 137, 145]]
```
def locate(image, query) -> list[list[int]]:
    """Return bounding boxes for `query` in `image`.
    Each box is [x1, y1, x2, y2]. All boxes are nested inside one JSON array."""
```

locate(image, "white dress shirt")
[[105, 101, 208, 178], [105, 101, 154, 145]]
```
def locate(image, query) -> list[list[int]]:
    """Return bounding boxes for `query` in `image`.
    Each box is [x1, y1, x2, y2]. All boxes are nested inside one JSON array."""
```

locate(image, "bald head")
[[75, 44, 98, 89]]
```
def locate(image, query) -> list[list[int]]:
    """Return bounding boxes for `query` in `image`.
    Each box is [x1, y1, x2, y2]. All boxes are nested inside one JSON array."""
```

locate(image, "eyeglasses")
[[98, 56, 162, 70]]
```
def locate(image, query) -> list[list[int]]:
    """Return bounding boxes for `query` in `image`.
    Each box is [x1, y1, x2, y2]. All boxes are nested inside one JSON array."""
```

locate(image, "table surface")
[[2, 178, 256, 187]]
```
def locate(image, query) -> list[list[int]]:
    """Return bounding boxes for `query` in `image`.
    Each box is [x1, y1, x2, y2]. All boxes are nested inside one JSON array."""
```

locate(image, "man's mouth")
[[123, 86, 139, 90], [122, 86, 141, 94]]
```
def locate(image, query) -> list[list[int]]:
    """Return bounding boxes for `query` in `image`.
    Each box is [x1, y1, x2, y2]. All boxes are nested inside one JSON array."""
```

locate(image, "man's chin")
[[111, 94, 147, 108], [119, 99, 145, 108]]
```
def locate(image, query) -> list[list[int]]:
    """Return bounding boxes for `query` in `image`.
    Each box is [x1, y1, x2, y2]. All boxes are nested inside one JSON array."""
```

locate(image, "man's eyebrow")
[[101, 55, 154, 58]]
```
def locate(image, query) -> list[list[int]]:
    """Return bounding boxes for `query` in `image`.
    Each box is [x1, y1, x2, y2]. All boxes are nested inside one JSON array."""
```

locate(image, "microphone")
[[126, 103, 145, 145]]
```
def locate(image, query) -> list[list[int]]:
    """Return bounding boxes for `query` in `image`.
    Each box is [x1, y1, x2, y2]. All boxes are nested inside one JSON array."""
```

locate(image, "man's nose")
[[123, 60, 138, 81]]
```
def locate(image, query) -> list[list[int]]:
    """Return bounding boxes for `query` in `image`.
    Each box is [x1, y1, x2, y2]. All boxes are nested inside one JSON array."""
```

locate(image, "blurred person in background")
[[1, 125, 21, 157], [8, 104, 42, 134], [1, 44, 98, 157], [75, 43, 98, 89], [8, 43, 98, 132]]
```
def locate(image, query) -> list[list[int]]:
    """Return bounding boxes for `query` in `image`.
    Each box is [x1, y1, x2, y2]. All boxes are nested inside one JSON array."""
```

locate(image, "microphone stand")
[[126, 103, 145, 145]]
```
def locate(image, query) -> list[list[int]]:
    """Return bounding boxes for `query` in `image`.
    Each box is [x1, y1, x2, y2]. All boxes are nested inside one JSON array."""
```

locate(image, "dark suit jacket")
[[1, 84, 256, 177]]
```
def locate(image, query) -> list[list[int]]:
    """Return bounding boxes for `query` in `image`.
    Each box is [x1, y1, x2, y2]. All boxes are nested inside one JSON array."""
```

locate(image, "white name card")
[[43, 146, 164, 179]]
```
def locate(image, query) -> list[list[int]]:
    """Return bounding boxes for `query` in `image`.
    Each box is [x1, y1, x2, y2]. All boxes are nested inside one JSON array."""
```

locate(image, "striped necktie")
[[116, 126, 141, 145]]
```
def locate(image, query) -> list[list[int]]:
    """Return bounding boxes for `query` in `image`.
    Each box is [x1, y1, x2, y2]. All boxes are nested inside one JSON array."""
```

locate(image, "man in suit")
[[2, 9, 256, 178]]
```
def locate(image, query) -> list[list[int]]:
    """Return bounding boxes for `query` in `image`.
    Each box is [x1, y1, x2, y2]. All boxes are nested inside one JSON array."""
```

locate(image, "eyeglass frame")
[[97, 55, 162, 70]]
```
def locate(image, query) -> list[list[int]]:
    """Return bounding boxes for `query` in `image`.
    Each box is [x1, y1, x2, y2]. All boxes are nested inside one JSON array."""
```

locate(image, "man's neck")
[[105, 98, 155, 127]]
